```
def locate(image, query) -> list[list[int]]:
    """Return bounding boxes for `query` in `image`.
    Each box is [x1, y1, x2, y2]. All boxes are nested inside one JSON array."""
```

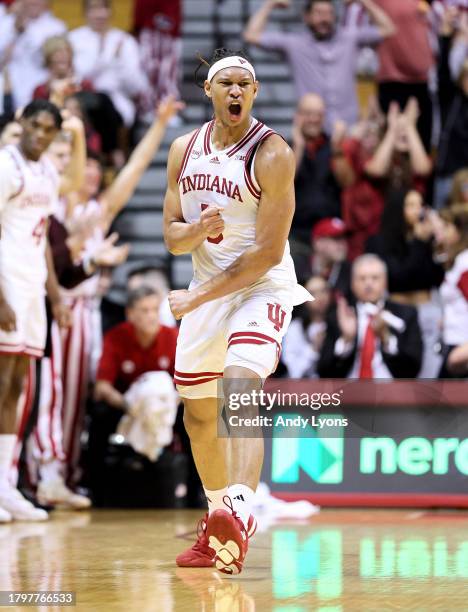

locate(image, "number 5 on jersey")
[[201, 203, 224, 244], [32, 217, 47, 246]]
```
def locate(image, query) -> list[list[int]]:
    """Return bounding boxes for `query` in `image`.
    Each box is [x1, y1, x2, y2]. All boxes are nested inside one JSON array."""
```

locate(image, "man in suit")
[[318, 254, 423, 378]]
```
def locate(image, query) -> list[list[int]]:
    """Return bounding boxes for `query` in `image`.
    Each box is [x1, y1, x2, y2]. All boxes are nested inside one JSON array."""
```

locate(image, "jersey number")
[[201, 203, 224, 244], [32, 217, 47, 246]]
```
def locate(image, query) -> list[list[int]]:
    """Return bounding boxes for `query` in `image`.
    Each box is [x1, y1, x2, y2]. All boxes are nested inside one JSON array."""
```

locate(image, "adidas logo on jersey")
[[233, 494, 245, 502], [235, 154, 246, 161], [210, 156, 220, 164], [247, 321, 258, 327]]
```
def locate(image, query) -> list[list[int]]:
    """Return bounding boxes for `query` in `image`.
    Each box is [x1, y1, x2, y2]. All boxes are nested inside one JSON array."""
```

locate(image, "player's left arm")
[[58, 115, 86, 196], [168, 135, 295, 319], [45, 232, 72, 328]]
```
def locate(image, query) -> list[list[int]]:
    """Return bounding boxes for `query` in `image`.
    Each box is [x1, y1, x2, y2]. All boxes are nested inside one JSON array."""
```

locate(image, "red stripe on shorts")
[[174, 370, 224, 379], [174, 375, 222, 386], [228, 331, 277, 343]]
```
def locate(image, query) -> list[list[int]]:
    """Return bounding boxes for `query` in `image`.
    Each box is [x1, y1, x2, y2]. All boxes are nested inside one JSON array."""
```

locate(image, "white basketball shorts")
[[174, 279, 311, 398], [0, 281, 46, 358]]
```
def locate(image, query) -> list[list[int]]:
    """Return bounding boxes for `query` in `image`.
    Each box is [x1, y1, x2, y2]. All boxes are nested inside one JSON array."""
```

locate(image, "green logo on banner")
[[272, 414, 344, 484]]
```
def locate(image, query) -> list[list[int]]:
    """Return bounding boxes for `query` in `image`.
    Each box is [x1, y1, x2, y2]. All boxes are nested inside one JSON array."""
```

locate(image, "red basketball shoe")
[[206, 497, 249, 575], [176, 512, 257, 569], [176, 514, 215, 568]]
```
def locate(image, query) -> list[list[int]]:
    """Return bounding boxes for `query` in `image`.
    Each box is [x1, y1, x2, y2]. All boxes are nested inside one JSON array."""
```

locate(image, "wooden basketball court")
[[1, 508, 467, 611]]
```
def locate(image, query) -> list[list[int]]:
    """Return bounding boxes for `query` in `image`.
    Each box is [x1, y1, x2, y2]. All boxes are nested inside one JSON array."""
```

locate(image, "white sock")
[[204, 487, 228, 515], [0, 435, 17, 490], [39, 459, 64, 484], [228, 484, 255, 529]]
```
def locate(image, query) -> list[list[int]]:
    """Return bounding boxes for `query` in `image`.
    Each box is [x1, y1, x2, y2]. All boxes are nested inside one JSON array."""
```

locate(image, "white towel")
[[118, 371, 179, 461]]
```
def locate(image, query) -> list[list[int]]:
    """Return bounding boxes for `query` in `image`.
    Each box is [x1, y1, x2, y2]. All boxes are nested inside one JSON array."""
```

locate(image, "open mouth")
[[228, 102, 242, 118]]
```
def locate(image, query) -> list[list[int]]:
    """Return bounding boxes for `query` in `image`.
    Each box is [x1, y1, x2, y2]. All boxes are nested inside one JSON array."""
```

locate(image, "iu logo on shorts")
[[267, 303, 286, 332]]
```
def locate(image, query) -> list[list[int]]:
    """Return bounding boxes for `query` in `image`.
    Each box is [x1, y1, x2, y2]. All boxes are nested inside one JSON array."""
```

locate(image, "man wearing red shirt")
[[95, 286, 177, 408], [88, 286, 178, 501]]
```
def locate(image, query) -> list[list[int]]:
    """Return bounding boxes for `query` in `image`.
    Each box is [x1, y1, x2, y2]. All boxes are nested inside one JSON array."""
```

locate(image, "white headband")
[[207, 56, 256, 83]]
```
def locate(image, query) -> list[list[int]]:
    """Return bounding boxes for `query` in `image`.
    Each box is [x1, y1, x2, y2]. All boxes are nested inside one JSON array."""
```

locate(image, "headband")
[[207, 56, 256, 82]]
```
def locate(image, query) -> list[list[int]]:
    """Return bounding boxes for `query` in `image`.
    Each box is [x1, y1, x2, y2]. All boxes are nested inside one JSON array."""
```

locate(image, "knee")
[[223, 374, 262, 421], [183, 410, 218, 444]]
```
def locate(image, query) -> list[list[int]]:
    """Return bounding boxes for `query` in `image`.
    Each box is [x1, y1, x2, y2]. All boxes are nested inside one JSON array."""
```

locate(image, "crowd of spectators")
[[0, 0, 468, 515], [0, 0, 183, 168], [244, 0, 468, 382]]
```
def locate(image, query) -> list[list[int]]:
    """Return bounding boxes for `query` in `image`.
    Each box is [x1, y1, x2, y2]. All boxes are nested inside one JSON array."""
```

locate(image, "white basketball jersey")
[[178, 118, 298, 287], [0, 145, 59, 292]]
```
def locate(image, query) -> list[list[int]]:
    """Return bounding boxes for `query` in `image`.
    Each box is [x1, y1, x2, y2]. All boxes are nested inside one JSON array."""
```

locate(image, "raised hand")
[[92, 233, 130, 267], [337, 296, 357, 343], [157, 96, 186, 125], [386, 101, 400, 131], [403, 97, 420, 126], [331, 120, 348, 151], [61, 111, 85, 135]]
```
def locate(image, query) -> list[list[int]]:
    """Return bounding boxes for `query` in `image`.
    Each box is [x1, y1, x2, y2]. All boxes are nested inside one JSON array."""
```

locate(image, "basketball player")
[[164, 49, 311, 574], [27, 130, 126, 509], [0, 100, 82, 522]]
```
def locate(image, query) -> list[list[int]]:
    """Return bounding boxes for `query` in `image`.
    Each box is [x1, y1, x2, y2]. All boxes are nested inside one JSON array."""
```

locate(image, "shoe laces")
[[222, 495, 248, 538], [192, 513, 210, 553]]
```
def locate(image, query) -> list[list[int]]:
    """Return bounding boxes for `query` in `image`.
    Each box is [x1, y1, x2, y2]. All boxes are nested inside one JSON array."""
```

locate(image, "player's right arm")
[[163, 134, 225, 255]]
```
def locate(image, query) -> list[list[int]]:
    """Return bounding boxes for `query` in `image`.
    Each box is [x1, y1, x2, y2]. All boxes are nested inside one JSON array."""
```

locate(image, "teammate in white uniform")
[[0, 100, 83, 522], [164, 49, 311, 574], [32, 97, 182, 496]]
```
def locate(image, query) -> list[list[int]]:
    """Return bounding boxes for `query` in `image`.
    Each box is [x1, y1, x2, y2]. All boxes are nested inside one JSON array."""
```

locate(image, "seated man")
[[95, 286, 177, 410], [89, 286, 178, 497], [318, 254, 423, 378]]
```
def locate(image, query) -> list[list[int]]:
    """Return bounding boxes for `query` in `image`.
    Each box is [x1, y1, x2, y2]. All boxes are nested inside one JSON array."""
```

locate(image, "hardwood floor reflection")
[[1, 508, 468, 611]]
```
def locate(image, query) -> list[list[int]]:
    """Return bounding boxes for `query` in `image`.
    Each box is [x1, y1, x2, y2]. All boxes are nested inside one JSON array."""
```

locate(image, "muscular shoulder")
[[167, 129, 199, 178], [255, 134, 295, 190], [170, 130, 198, 159]]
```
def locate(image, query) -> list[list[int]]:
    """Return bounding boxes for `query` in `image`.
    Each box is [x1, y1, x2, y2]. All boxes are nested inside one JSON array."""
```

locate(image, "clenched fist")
[[168, 290, 198, 320], [199, 206, 225, 239]]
